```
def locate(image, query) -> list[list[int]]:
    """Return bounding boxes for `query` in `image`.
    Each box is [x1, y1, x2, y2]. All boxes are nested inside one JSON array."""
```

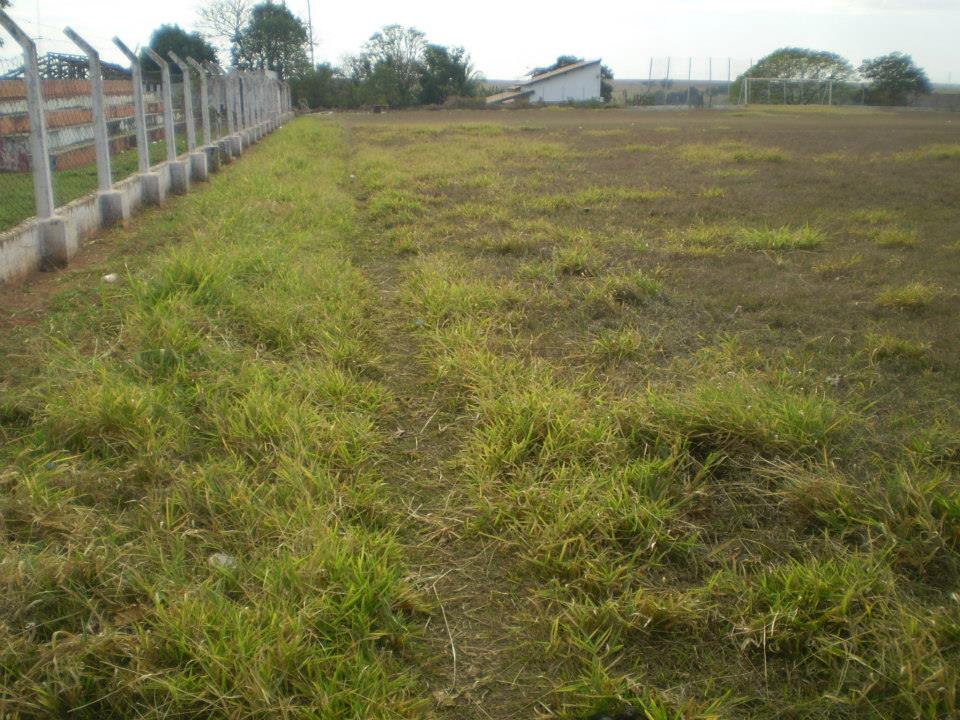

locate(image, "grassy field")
[[1, 107, 959, 719]]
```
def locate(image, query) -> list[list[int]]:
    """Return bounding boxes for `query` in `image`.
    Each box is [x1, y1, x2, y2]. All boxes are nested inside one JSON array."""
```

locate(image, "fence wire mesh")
[[1, 10, 289, 240], [142, 70, 179, 166], [104, 74, 143, 190], [0, 52, 37, 231], [742, 78, 869, 106], [189, 71, 203, 147], [209, 72, 226, 141], [0, 5, 286, 246], [44, 75, 100, 209], [620, 57, 754, 107], [172, 78, 188, 155]]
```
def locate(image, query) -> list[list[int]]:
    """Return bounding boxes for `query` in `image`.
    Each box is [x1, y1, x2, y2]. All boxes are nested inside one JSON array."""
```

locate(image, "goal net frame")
[[740, 77, 838, 106]]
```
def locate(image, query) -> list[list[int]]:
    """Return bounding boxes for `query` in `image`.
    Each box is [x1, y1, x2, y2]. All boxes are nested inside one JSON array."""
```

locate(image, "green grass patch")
[[872, 226, 921, 247], [670, 222, 824, 252], [0, 120, 424, 718], [679, 141, 790, 164], [623, 377, 850, 460], [707, 167, 756, 178], [591, 327, 647, 362], [876, 282, 939, 310], [895, 143, 960, 161], [699, 186, 726, 199], [813, 254, 862, 276], [866, 332, 932, 369]]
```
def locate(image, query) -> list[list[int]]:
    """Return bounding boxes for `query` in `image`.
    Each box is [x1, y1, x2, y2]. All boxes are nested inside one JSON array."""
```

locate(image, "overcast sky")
[[2, 0, 957, 82]]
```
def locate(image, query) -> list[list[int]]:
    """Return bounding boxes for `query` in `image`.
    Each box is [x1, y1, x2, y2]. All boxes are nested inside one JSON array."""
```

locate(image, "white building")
[[487, 59, 603, 105]]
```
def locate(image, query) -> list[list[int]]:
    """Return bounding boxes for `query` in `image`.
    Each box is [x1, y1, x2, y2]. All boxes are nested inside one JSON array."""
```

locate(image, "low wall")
[[0, 162, 172, 284], [0, 111, 295, 285]]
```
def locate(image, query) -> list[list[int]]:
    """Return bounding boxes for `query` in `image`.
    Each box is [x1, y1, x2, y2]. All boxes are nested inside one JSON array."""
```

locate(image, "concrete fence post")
[[186, 57, 211, 147], [207, 63, 238, 162], [167, 52, 196, 151], [114, 37, 164, 205], [145, 47, 189, 195], [168, 51, 207, 182], [0, 10, 71, 265], [266, 77, 273, 128], [236, 73, 246, 133], [235, 72, 246, 130], [64, 27, 126, 227], [240, 73, 256, 143], [257, 73, 265, 134], [225, 69, 244, 156], [250, 73, 260, 137], [271, 79, 276, 120], [186, 57, 220, 173]]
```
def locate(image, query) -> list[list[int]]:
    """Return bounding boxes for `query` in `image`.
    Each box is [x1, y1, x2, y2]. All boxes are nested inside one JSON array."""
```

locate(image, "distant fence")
[[0, 9, 293, 283], [612, 57, 956, 109]]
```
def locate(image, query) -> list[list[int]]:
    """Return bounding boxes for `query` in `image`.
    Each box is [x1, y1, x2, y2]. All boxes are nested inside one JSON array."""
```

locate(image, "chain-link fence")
[[141, 70, 183, 166], [0, 52, 37, 230], [0, 8, 291, 241], [45, 75, 104, 209]]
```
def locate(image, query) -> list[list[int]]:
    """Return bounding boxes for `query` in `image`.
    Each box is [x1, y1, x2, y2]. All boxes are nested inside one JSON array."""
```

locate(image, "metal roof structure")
[[1, 52, 131, 80]]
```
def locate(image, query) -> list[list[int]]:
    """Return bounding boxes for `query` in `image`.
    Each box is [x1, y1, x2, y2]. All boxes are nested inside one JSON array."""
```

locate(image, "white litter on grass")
[[208, 553, 238, 571], [101, 273, 119, 283]]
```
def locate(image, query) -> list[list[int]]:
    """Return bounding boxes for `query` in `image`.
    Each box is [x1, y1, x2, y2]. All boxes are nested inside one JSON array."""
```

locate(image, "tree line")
[[731, 48, 932, 106], [86, 0, 936, 110], [301, 25, 480, 108], [136, 2, 480, 108]]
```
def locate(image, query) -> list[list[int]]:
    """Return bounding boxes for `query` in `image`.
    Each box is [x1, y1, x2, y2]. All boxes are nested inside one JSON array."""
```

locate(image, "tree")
[[531, 55, 583, 76], [419, 44, 478, 105], [859, 52, 931, 105], [141, 25, 217, 76], [601, 65, 614, 103], [730, 48, 854, 104], [346, 25, 426, 106], [233, 1, 309, 80], [196, 0, 252, 59], [289, 63, 355, 108]]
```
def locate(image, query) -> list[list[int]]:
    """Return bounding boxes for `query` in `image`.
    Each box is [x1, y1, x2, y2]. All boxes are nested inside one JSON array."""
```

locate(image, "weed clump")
[[591, 328, 646, 362], [866, 332, 931, 370], [679, 141, 789, 165], [876, 282, 939, 310], [622, 378, 849, 460], [670, 222, 824, 252]]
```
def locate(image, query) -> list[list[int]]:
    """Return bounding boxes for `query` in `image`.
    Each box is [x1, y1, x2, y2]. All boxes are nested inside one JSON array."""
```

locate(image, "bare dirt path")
[[344, 155, 551, 719]]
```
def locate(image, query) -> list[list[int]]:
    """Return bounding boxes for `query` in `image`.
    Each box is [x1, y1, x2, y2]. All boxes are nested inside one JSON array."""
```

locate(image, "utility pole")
[[306, 0, 315, 67], [708, 57, 713, 107], [686, 56, 692, 107]]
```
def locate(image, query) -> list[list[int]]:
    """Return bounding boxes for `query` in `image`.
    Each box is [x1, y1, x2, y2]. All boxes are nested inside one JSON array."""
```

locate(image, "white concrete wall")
[[527, 64, 602, 103]]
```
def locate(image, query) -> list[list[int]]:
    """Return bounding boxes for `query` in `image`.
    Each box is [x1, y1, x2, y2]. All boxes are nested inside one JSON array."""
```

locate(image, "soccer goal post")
[[742, 77, 837, 106]]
